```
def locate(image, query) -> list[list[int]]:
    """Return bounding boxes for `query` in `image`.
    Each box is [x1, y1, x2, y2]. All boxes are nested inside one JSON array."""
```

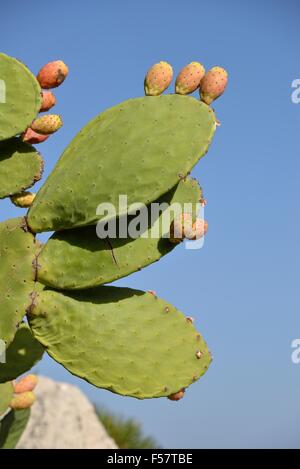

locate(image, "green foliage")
[[97, 407, 159, 449], [0, 409, 30, 449], [0, 53, 225, 401]]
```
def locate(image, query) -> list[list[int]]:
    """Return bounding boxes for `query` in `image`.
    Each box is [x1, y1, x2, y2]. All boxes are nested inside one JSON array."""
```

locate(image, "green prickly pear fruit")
[[13, 375, 38, 394], [31, 114, 63, 135], [10, 192, 36, 208], [190, 219, 208, 240], [144, 61, 173, 96], [22, 127, 49, 144], [200, 66, 228, 105], [175, 62, 205, 95], [40, 90, 56, 112], [168, 388, 185, 401], [37, 60, 69, 89], [10, 391, 36, 410], [169, 213, 193, 244]]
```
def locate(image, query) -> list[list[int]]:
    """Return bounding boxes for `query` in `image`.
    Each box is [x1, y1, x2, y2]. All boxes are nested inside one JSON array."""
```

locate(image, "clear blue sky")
[[1, 0, 300, 449]]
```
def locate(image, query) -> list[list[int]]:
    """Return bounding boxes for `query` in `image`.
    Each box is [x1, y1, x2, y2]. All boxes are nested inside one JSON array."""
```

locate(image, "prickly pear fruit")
[[175, 62, 205, 95], [40, 91, 56, 112], [10, 391, 36, 410], [168, 388, 185, 401], [144, 61, 173, 96], [22, 127, 49, 144], [190, 219, 208, 240], [37, 60, 69, 89], [200, 66, 228, 105], [31, 114, 63, 135], [11, 192, 36, 208], [169, 213, 193, 244], [13, 375, 38, 394]]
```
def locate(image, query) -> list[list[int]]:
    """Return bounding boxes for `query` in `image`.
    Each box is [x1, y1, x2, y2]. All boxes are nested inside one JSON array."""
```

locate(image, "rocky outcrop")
[[17, 376, 117, 449]]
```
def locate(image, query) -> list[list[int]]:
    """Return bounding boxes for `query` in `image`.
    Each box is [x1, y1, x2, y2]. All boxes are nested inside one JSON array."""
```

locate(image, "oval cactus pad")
[[37, 177, 202, 290], [0, 138, 44, 199], [0, 53, 41, 141], [0, 218, 36, 346], [27, 95, 216, 232], [28, 287, 212, 399]]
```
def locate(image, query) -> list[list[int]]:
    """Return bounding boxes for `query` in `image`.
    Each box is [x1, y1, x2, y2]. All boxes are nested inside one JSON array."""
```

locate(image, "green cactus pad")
[[0, 218, 36, 346], [0, 138, 44, 199], [37, 177, 202, 290], [0, 409, 31, 449], [28, 287, 212, 399], [27, 95, 216, 233], [0, 53, 41, 141], [0, 382, 13, 416], [0, 323, 44, 383]]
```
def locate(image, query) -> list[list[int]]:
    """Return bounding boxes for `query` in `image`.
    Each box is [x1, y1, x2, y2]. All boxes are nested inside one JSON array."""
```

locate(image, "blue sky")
[[1, 0, 300, 448]]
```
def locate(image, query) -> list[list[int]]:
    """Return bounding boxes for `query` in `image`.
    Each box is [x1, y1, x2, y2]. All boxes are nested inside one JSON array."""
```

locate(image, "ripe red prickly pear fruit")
[[169, 213, 193, 244], [22, 127, 49, 144], [144, 61, 173, 96], [40, 91, 56, 112], [175, 62, 205, 95], [13, 375, 38, 394], [10, 391, 36, 410], [190, 219, 208, 240], [168, 388, 185, 401], [200, 66, 228, 105], [37, 60, 69, 89], [31, 114, 63, 135], [10, 192, 36, 208]]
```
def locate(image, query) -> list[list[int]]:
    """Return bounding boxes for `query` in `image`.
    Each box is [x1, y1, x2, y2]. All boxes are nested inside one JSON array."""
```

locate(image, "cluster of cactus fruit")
[[0, 53, 228, 433]]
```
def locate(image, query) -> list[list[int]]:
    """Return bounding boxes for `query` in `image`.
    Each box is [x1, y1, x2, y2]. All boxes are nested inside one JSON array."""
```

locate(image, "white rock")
[[17, 376, 117, 449]]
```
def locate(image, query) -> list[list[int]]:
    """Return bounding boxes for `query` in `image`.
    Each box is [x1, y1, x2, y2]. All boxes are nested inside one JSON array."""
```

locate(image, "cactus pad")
[[0, 218, 36, 346], [27, 95, 216, 233], [37, 177, 202, 289], [0, 139, 44, 199], [28, 287, 212, 399], [0, 382, 13, 416], [0, 53, 41, 141], [0, 409, 31, 449], [0, 323, 44, 383]]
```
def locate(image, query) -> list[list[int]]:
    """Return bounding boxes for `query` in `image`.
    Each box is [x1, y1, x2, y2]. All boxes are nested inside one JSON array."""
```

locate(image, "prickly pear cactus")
[[0, 53, 228, 414]]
